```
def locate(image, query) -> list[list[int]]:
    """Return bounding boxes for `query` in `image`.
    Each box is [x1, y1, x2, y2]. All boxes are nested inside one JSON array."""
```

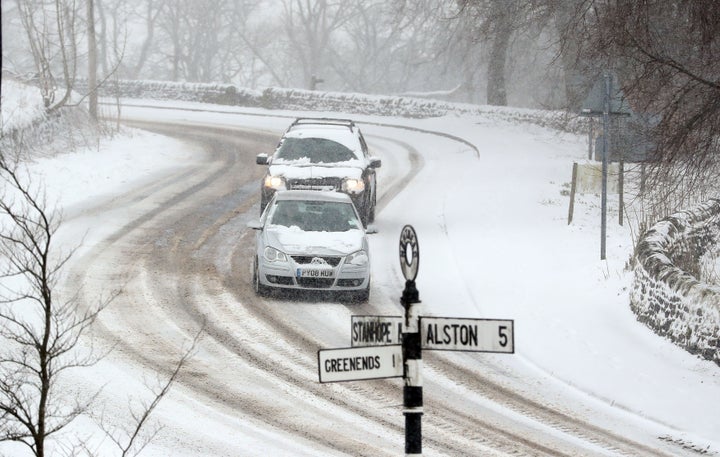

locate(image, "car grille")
[[291, 256, 342, 266], [287, 177, 342, 192], [296, 278, 335, 288]]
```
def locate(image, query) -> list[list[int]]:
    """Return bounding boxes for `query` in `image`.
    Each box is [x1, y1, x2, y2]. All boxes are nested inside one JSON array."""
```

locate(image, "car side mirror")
[[256, 153, 269, 165], [247, 220, 263, 230], [365, 224, 378, 234], [369, 157, 381, 168]]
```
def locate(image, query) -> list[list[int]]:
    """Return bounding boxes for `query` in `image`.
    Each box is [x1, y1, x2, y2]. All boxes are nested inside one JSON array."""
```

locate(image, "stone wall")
[[76, 78, 586, 134], [631, 199, 720, 365]]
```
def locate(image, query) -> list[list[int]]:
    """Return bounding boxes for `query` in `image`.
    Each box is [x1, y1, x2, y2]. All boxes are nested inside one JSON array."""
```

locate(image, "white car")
[[248, 190, 375, 302]]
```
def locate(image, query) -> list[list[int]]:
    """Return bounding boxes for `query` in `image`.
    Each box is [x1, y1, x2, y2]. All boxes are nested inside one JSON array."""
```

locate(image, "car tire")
[[368, 191, 376, 223], [359, 194, 372, 227], [359, 206, 368, 227], [253, 257, 270, 297], [259, 197, 269, 216]]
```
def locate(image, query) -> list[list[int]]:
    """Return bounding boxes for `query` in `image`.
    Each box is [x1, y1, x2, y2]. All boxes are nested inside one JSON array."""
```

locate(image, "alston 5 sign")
[[421, 317, 514, 353]]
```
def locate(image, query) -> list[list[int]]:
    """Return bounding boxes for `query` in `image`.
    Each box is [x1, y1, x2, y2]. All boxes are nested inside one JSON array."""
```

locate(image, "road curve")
[[65, 114, 694, 456]]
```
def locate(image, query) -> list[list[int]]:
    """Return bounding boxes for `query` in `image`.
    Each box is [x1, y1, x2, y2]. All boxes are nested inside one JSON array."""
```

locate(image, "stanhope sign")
[[351, 315, 403, 347]]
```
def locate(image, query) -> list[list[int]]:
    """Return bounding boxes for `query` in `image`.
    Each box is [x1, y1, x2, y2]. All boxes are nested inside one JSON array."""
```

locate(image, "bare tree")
[[281, 0, 356, 89], [156, 0, 236, 82], [558, 0, 720, 217], [87, 0, 98, 119], [15, 0, 80, 111], [547, 0, 602, 110], [453, 0, 556, 106], [0, 154, 198, 456], [105, 0, 165, 80], [326, 1, 402, 93], [359, 0, 482, 99], [329, 1, 463, 96], [0, 154, 110, 456], [235, 15, 290, 87]]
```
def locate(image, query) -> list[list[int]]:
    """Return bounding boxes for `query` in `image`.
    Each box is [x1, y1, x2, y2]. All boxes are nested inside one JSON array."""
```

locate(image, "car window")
[[274, 138, 356, 164], [319, 202, 361, 232], [268, 200, 361, 232], [268, 201, 302, 228]]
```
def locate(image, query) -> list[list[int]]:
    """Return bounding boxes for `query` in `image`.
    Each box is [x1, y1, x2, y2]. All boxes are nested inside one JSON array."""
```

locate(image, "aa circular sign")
[[399, 225, 419, 281]]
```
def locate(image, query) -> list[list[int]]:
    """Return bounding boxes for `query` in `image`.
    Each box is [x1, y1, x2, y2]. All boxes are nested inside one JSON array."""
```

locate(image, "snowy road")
[[48, 102, 720, 456]]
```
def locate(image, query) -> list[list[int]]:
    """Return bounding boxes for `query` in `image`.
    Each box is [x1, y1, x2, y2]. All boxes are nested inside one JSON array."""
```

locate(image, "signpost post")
[[580, 72, 631, 260], [399, 225, 422, 456], [317, 226, 515, 456]]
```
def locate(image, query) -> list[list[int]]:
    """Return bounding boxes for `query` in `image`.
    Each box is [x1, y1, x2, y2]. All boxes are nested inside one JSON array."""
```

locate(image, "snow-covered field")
[[2, 90, 719, 455]]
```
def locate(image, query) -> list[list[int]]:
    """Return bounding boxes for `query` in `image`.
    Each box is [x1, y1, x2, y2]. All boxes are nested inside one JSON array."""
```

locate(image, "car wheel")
[[253, 257, 270, 297], [259, 197, 269, 216], [368, 191, 376, 223], [359, 195, 371, 227]]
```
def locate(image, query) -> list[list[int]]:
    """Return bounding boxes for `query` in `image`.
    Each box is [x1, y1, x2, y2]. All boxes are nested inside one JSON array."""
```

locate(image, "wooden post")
[[618, 150, 624, 226], [568, 162, 578, 225]]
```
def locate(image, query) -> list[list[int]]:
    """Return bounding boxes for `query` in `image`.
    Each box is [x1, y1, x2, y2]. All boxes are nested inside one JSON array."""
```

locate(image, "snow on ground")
[[1, 78, 46, 133], [2, 95, 720, 455]]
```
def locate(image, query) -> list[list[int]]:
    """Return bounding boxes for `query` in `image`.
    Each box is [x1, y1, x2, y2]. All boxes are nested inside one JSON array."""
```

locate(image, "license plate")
[[296, 268, 334, 278]]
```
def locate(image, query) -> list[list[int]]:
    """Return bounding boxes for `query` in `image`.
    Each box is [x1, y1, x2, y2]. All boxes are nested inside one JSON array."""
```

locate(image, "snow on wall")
[[77, 79, 587, 134], [631, 199, 720, 365]]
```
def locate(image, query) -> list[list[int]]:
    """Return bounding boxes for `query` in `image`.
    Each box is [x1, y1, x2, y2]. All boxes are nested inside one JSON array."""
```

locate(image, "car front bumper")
[[258, 256, 370, 291]]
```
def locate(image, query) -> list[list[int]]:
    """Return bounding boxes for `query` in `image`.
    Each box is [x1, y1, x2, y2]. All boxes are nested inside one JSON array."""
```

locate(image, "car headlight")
[[345, 250, 368, 266], [342, 178, 365, 194], [263, 246, 288, 262], [264, 175, 286, 190]]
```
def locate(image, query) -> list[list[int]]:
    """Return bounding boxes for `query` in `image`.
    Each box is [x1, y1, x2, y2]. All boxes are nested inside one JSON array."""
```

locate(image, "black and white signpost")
[[317, 225, 515, 457], [399, 225, 422, 456]]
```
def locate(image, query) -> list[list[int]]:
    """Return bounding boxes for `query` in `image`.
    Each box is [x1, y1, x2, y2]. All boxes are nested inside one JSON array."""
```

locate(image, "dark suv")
[[256, 118, 381, 225]]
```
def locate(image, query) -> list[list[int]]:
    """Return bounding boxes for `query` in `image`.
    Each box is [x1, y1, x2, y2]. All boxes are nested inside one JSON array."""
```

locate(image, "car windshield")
[[268, 200, 361, 232], [274, 137, 357, 164]]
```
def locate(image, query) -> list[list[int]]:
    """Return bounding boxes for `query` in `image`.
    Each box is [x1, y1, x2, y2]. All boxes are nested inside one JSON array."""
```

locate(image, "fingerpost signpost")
[[399, 225, 423, 456], [317, 225, 515, 456]]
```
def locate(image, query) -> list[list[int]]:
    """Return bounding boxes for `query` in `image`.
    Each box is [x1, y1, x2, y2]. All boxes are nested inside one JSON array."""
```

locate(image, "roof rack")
[[288, 117, 356, 132]]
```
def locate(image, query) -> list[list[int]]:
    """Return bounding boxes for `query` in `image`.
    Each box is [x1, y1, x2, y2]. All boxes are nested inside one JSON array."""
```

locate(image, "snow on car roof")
[[282, 126, 362, 153]]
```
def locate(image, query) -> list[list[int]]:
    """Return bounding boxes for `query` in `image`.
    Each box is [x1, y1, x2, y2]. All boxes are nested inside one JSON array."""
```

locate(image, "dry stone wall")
[[631, 199, 720, 365], [77, 79, 586, 134]]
